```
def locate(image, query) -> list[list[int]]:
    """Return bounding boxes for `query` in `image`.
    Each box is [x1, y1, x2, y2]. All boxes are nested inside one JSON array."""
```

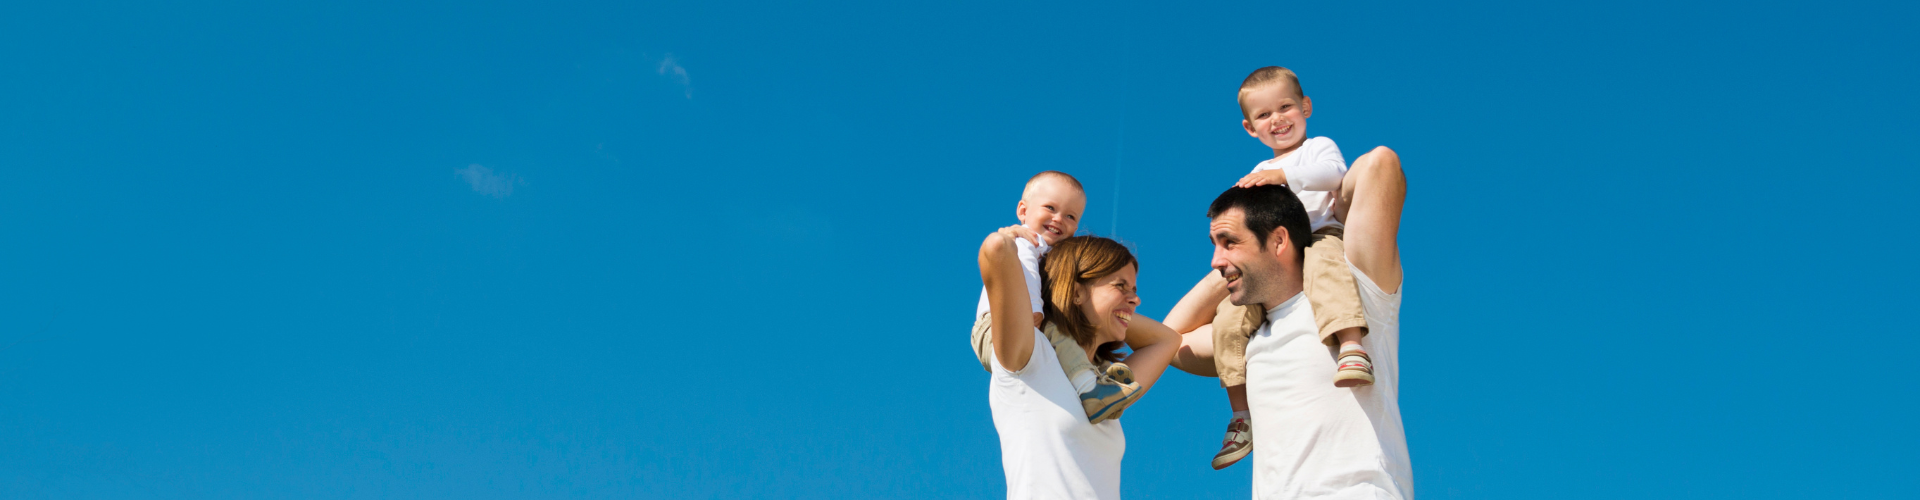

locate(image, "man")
[[1169, 147, 1411, 498]]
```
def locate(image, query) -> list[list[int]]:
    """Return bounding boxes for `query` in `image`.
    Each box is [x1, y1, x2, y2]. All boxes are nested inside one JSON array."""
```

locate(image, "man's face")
[[1240, 82, 1312, 155], [1016, 178, 1085, 245], [1210, 207, 1283, 307]]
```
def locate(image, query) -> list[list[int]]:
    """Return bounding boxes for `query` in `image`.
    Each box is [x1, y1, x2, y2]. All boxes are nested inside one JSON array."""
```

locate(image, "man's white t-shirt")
[[977, 237, 1049, 318], [1245, 266, 1411, 499], [989, 326, 1124, 499], [1251, 136, 1348, 232]]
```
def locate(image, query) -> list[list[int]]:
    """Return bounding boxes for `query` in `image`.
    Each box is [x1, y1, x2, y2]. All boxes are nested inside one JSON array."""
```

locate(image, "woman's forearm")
[[980, 230, 1036, 372], [1163, 270, 1229, 333], [1121, 315, 1180, 393]]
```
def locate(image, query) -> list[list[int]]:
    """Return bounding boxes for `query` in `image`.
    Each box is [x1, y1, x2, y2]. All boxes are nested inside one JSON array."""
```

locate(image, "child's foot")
[[1101, 362, 1140, 420], [1333, 348, 1375, 388], [1211, 415, 1253, 470], [1080, 363, 1143, 424]]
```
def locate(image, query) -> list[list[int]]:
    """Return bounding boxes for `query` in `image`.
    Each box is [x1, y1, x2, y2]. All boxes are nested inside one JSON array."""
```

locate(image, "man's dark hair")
[[1207, 185, 1312, 265]]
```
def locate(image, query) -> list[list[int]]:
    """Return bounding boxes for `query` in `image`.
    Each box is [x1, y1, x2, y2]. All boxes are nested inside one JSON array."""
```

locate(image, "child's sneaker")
[[1081, 362, 1143, 424], [1101, 362, 1141, 420], [1333, 349, 1375, 388], [1211, 416, 1253, 470]]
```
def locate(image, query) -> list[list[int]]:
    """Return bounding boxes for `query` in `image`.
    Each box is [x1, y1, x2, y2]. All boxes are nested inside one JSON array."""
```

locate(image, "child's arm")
[[981, 225, 1044, 372], [1162, 270, 1230, 334], [1235, 138, 1348, 191]]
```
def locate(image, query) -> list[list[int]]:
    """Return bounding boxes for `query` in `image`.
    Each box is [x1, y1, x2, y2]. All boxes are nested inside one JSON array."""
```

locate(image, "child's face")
[[1016, 179, 1085, 245], [1240, 82, 1314, 155]]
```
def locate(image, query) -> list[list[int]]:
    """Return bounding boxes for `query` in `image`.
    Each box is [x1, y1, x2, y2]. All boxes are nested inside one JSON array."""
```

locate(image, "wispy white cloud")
[[455, 164, 522, 199], [658, 54, 691, 99]]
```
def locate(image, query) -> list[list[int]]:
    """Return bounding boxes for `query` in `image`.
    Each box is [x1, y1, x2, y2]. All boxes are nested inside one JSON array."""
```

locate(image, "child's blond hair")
[[1237, 66, 1304, 118]]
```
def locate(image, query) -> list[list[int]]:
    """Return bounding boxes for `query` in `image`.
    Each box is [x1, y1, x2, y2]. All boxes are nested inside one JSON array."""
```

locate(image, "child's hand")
[[995, 225, 1043, 247], [1235, 169, 1288, 188]]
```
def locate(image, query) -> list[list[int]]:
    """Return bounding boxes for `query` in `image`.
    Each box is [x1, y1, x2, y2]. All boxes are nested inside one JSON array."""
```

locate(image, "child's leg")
[[1302, 227, 1374, 386], [1209, 297, 1263, 390], [1225, 384, 1249, 412], [1044, 323, 1098, 392], [1043, 322, 1141, 424], [1209, 297, 1262, 469], [1304, 227, 1370, 346], [971, 312, 996, 372]]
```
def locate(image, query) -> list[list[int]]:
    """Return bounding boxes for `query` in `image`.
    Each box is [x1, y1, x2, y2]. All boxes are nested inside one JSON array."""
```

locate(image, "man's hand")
[[1235, 169, 1288, 188]]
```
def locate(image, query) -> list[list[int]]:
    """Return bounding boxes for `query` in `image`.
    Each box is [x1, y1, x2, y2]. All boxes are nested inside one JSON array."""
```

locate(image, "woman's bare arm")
[[1162, 271, 1229, 334], [1118, 315, 1180, 394], [982, 226, 1041, 372]]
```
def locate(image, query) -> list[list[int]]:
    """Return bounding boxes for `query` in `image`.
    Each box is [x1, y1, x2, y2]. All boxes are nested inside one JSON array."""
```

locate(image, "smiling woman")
[[976, 229, 1181, 499]]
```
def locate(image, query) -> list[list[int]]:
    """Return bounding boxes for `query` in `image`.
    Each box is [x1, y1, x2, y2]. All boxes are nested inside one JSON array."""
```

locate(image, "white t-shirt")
[[1251, 136, 1348, 231], [989, 327, 1125, 499], [1244, 266, 1411, 499], [977, 237, 1049, 318]]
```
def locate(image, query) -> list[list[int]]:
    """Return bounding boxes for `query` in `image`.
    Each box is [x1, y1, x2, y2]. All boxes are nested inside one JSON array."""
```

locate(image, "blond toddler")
[[1199, 67, 1374, 469]]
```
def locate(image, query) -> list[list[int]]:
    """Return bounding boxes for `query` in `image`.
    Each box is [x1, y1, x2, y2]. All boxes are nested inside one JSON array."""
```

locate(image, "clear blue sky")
[[2, 1, 1916, 498]]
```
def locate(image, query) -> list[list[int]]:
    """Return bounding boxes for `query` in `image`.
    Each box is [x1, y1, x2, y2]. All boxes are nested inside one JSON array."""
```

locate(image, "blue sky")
[[2, 0, 1916, 498]]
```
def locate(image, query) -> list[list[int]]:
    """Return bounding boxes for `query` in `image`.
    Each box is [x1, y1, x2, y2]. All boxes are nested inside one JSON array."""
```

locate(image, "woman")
[[978, 226, 1180, 499]]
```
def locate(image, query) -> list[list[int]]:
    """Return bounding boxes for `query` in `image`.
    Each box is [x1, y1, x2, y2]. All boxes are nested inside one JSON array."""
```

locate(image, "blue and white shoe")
[[1081, 362, 1142, 423]]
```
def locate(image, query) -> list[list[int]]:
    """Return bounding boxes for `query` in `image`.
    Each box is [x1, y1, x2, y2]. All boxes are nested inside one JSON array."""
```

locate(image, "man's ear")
[[1268, 226, 1291, 259], [1301, 96, 1313, 119]]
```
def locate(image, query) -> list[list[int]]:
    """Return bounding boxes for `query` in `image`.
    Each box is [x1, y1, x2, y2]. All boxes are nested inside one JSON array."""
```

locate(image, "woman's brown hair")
[[1037, 236, 1138, 364]]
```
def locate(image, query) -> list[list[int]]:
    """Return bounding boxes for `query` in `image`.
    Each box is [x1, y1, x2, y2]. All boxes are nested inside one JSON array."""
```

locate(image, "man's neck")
[[1256, 275, 1305, 312]]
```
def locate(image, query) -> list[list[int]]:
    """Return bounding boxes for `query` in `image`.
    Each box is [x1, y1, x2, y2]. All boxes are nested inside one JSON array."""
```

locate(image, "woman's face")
[[1076, 263, 1140, 347]]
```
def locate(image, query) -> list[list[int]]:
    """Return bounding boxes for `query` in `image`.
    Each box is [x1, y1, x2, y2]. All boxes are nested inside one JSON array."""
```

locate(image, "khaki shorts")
[[1211, 226, 1370, 387]]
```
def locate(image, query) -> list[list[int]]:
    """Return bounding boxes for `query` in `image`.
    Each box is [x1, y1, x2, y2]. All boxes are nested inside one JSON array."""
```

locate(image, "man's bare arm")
[[1169, 324, 1219, 377]]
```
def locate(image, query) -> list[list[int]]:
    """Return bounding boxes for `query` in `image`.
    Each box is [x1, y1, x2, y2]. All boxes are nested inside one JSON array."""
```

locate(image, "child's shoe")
[[1101, 362, 1140, 420], [1080, 362, 1143, 424], [1211, 416, 1253, 470], [1333, 348, 1375, 388]]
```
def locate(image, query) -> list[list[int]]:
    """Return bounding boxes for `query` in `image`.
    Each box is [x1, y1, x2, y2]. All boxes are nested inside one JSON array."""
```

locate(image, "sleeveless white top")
[[988, 327, 1124, 499]]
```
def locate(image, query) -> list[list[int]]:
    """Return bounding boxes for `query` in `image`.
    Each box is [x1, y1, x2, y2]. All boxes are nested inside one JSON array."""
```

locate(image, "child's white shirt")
[[977, 237, 1049, 318], [1251, 136, 1348, 231]]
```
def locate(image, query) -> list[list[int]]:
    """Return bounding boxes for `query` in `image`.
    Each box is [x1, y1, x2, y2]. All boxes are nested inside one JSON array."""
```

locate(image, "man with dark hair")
[[1206, 185, 1313, 267], [1168, 147, 1412, 498]]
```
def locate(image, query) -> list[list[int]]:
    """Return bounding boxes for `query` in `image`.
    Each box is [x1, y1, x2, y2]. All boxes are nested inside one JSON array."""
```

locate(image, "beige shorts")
[[1212, 226, 1370, 387]]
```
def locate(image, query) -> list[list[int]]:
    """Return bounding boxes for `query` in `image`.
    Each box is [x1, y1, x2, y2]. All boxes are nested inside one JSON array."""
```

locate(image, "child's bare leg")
[[1334, 327, 1365, 350], [1226, 384, 1249, 412], [1209, 299, 1261, 470]]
